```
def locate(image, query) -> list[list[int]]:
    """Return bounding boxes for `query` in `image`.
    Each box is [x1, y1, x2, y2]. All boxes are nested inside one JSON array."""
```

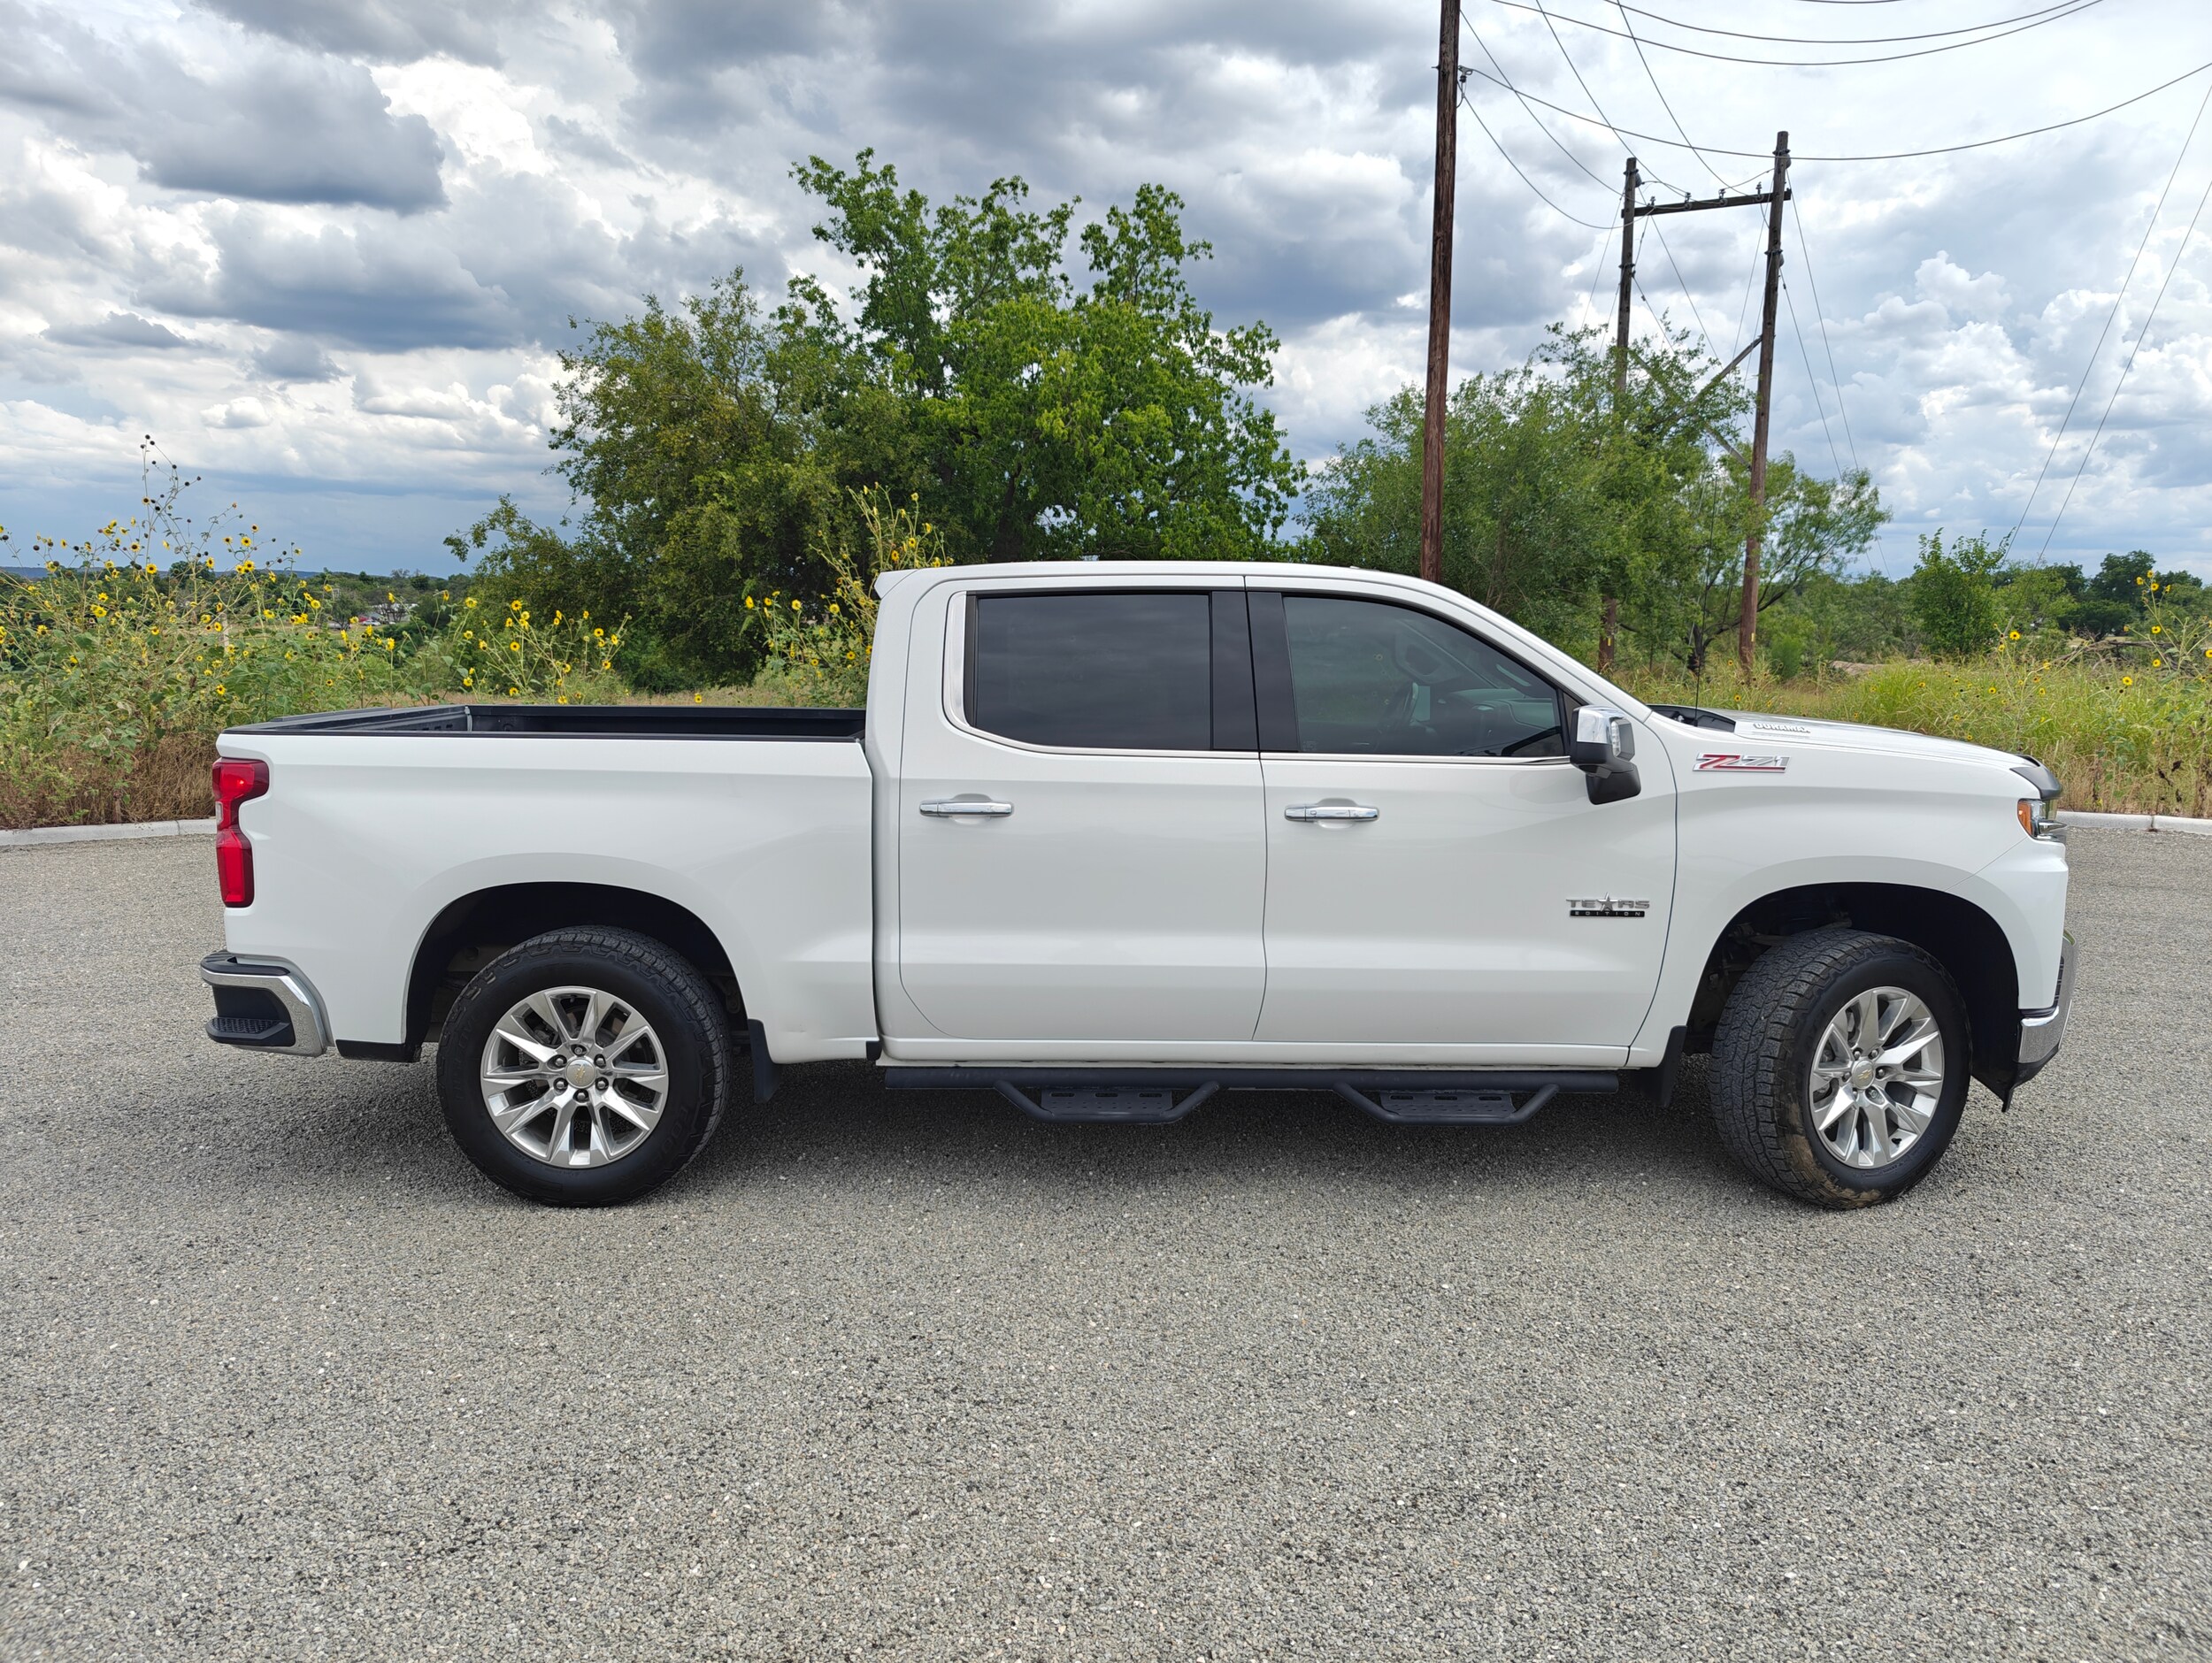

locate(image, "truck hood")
[[1701, 709, 2028, 771]]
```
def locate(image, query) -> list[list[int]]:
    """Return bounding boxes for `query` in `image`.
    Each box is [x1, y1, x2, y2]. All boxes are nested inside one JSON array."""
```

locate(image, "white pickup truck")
[[200, 562, 2073, 1209]]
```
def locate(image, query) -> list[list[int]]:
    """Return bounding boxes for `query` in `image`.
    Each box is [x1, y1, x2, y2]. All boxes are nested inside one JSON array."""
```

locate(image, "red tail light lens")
[[212, 758, 269, 907]]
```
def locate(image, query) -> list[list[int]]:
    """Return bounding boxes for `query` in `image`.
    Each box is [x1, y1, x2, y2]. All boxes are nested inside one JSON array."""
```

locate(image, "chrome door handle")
[[1284, 803, 1379, 822], [919, 799, 1014, 817]]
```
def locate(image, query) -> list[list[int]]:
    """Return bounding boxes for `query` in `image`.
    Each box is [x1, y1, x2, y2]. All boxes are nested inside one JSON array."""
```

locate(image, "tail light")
[[212, 757, 269, 907]]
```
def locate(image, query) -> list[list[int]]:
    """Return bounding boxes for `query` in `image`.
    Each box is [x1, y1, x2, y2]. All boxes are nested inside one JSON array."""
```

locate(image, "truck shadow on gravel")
[[673, 1059, 1778, 1211], [193, 1050, 2022, 1215]]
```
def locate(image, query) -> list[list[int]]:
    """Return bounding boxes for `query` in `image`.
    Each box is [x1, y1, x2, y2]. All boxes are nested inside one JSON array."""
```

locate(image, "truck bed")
[[226, 703, 866, 740]]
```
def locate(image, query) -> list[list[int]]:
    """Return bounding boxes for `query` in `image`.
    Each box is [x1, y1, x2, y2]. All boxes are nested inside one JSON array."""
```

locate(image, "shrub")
[[0, 462, 624, 826], [749, 487, 949, 707]]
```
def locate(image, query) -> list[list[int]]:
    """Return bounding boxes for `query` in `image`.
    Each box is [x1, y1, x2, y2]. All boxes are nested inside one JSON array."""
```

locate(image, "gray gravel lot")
[[1, 831, 2206, 1660]]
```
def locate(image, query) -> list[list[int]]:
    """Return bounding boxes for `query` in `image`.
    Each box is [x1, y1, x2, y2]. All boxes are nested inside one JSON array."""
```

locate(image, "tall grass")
[[1, 469, 624, 828], [6, 459, 2208, 824], [1619, 644, 2212, 815]]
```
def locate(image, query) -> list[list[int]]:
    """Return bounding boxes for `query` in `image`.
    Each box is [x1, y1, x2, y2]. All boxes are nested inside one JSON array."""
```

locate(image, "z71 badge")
[[1695, 752, 1789, 772]]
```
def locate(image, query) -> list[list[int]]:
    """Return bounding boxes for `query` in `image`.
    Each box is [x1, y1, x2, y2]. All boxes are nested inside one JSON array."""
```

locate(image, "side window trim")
[[1248, 588, 1573, 762], [1248, 590, 1298, 752], [1210, 589, 1258, 752], [947, 586, 1258, 755]]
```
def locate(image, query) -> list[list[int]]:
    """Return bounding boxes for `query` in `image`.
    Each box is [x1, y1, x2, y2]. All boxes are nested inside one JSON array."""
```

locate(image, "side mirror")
[[1571, 706, 1640, 804]]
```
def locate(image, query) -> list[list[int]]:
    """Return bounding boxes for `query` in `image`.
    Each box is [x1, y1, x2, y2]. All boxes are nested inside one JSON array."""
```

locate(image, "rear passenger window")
[[968, 592, 1214, 751], [1279, 595, 1565, 757]]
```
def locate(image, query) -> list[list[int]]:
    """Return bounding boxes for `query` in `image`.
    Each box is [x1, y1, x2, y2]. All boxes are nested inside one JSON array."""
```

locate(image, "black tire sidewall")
[[436, 943, 713, 1206], [1787, 950, 1970, 1199]]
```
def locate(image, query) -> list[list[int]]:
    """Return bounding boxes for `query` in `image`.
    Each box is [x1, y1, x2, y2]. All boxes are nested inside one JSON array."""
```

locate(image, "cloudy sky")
[[3, 0, 2209, 578]]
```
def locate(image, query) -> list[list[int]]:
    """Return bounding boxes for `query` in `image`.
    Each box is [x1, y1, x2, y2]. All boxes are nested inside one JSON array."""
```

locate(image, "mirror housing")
[[1570, 706, 1641, 804]]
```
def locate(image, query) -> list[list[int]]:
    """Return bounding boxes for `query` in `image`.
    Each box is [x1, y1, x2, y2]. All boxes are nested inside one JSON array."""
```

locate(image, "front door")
[[897, 583, 1267, 1044], [1249, 590, 1676, 1058]]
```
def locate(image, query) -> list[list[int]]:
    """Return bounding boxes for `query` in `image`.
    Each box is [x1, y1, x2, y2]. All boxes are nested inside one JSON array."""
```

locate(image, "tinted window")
[[969, 592, 1214, 750], [1279, 595, 1565, 757]]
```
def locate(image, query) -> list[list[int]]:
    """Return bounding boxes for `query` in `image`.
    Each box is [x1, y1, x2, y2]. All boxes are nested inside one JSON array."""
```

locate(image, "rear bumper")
[[200, 953, 329, 1057], [2013, 931, 2076, 1087]]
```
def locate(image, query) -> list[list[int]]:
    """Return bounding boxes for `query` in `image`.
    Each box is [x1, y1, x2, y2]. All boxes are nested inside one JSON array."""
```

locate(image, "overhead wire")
[[1644, 215, 1709, 344], [2036, 152, 2212, 557], [1458, 88, 1616, 229], [1466, 22, 1617, 190], [1580, 224, 1616, 330], [1486, 0, 2102, 70], [1787, 197, 1860, 475], [1783, 279, 1847, 481], [1609, 0, 1733, 185], [1519, 0, 1687, 193], [2011, 76, 2212, 545], [1611, 0, 2098, 46], [1458, 58, 2212, 161], [1730, 234, 1762, 361]]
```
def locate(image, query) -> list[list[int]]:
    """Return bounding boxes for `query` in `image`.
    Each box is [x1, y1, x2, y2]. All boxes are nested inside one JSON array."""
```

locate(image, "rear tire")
[[435, 927, 733, 1207], [1711, 928, 1970, 1208]]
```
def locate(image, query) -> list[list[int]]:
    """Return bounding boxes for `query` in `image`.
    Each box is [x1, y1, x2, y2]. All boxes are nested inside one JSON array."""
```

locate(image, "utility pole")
[[1417, 0, 1461, 588], [1601, 155, 1639, 671], [1614, 157, 1639, 400], [1617, 142, 1793, 675], [1739, 132, 1790, 674]]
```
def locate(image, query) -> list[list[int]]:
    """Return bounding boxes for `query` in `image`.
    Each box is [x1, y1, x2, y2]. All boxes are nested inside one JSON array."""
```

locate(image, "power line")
[[1787, 197, 1859, 474], [1487, 0, 2101, 70], [1466, 22, 1615, 189], [1519, 0, 1688, 193], [1610, 0, 1732, 185], [2037, 152, 2212, 556], [1580, 224, 1615, 328], [1730, 229, 1762, 361], [1459, 88, 1615, 228], [1459, 57, 2212, 160], [1783, 277, 1846, 480], [1612, 0, 2099, 47], [1644, 214, 1709, 343], [2012, 76, 2212, 543]]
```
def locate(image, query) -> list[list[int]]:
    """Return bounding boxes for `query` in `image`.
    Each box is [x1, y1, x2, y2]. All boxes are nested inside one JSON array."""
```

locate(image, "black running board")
[[884, 1068, 1615, 1126]]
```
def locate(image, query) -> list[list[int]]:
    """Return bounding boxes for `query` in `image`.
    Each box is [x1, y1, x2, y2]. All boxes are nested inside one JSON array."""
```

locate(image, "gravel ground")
[[1, 831, 2205, 1661]]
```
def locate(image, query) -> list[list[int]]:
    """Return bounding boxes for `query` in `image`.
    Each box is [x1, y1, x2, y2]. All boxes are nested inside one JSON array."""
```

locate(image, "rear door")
[[1250, 588, 1676, 1059], [896, 582, 1267, 1043]]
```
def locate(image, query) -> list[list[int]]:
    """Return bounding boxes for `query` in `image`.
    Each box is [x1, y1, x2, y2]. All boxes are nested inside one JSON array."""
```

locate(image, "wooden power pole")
[[1417, 0, 1461, 588], [1617, 138, 1793, 674], [1614, 157, 1639, 400], [1739, 132, 1791, 673], [1601, 156, 1639, 671]]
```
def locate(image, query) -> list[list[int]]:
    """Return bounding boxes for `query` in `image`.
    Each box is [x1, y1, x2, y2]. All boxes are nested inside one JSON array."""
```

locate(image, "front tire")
[[435, 927, 733, 1207], [1711, 928, 1970, 1208]]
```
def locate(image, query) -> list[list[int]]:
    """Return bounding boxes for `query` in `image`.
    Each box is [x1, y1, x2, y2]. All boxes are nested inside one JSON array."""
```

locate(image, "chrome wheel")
[[1808, 985, 1946, 1170], [478, 985, 669, 1169]]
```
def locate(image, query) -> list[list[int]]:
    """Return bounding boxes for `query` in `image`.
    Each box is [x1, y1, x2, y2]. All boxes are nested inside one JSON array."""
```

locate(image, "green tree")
[[791, 153, 1302, 563], [453, 154, 1301, 686], [1909, 531, 2008, 657], [1302, 321, 1883, 672]]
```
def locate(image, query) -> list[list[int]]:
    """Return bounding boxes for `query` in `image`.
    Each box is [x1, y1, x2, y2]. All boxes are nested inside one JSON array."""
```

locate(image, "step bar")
[[884, 1067, 1617, 1126]]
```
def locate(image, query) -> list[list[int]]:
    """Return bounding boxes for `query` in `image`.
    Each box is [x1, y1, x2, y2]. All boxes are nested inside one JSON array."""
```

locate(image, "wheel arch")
[[1684, 882, 2020, 1096], [404, 883, 742, 1049]]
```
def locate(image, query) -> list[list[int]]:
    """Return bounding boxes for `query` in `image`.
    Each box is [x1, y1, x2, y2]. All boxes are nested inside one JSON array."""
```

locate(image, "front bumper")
[[200, 953, 329, 1057], [2013, 931, 2076, 1087]]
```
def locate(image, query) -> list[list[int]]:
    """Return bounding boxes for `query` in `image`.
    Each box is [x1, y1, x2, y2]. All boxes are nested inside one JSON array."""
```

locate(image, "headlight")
[[2017, 798, 2065, 841]]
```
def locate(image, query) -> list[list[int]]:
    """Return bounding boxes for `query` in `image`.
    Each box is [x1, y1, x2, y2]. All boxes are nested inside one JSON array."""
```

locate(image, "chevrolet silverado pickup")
[[199, 562, 2074, 1208]]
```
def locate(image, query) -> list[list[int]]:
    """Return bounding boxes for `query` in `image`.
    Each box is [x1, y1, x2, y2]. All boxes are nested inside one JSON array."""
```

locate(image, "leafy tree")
[[1993, 562, 2083, 637], [1302, 322, 1883, 671], [790, 153, 1302, 563], [1909, 531, 2008, 657], [451, 153, 1300, 687]]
